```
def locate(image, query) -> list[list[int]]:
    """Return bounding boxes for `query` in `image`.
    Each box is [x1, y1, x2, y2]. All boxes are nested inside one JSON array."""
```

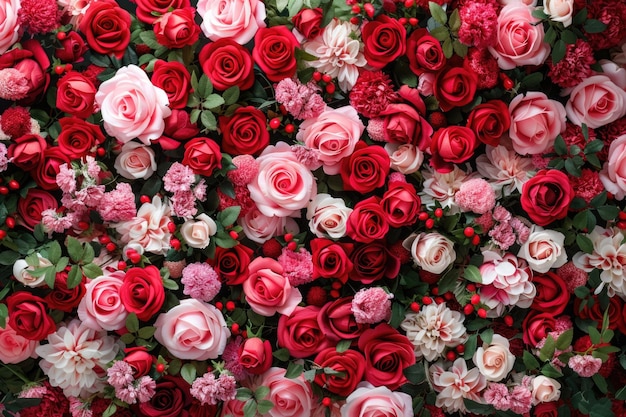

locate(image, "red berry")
[[7, 180, 19, 190], [312, 71, 322, 82], [349, 16, 360, 25], [170, 238, 181, 250], [351, 4, 361, 13], [471, 234, 481, 245], [466, 283, 476, 292], [156, 363, 166, 373], [446, 350, 457, 361], [443, 292, 453, 301], [129, 252, 141, 264], [279, 104, 288, 115], [463, 304, 475, 315], [363, 2, 375, 18], [504, 315, 514, 327], [5, 217, 15, 229], [434, 296, 444, 304], [619, 211, 626, 220], [330, 289, 340, 298], [403, 0, 413, 7], [418, 212, 429, 221], [0, 230, 6, 240], [470, 294, 480, 305], [0, 186, 9, 195], [409, 17, 419, 26], [617, 221, 626, 229], [398, 17, 408, 25], [99, 235, 111, 244], [322, 397, 332, 407], [269, 118, 281, 129], [106, 242, 117, 252], [463, 227, 475, 238], [65, 63, 73, 72], [117, 260, 127, 270], [422, 296, 432, 305], [167, 221, 176, 233], [425, 218, 435, 229], [140, 195, 151, 204], [477, 308, 487, 318], [325, 83, 336, 94], [96, 147, 106, 157], [242, 330, 248, 338], [78, 221, 90, 230], [455, 344, 465, 354], [54, 65, 65, 75], [284, 233, 294, 242], [231, 323, 240, 334], [331, 281, 342, 290], [226, 301, 236, 311], [410, 301, 420, 312], [434, 208, 443, 218], [322, 74, 332, 83], [284, 124, 295, 134], [287, 241, 297, 251], [216, 301, 223, 310], [56, 31, 67, 40], [229, 230, 238, 239]]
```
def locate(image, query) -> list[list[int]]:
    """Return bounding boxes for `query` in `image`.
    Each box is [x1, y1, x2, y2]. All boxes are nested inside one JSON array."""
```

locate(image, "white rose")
[[180, 213, 217, 249], [114, 142, 157, 180], [197, 0, 266, 44], [518, 227, 567, 273], [472, 334, 515, 382], [531, 376, 561, 405], [13, 255, 52, 287], [385, 143, 424, 175], [403, 232, 456, 274], [543, 0, 574, 26], [306, 193, 352, 239]]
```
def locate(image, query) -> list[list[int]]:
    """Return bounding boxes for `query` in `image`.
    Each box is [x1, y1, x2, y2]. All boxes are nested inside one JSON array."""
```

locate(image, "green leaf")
[[82, 243, 95, 264], [541, 363, 563, 378], [162, 277, 179, 290], [0, 304, 8, 328], [55, 257, 69, 272], [218, 206, 241, 227], [553, 135, 568, 156], [181, 363, 197, 385], [214, 233, 239, 249], [276, 0, 288, 11], [615, 386, 626, 401], [523, 350, 540, 370], [584, 19, 607, 33], [67, 265, 82, 289], [463, 334, 478, 360], [102, 403, 117, 417], [429, 26, 449, 42], [572, 210, 596, 232], [243, 399, 257, 417], [564, 158, 582, 177], [576, 234, 593, 254], [236, 387, 253, 401], [589, 191, 607, 208], [0, 251, 19, 266], [452, 40, 468, 58], [481, 328, 494, 345], [138, 326, 156, 339], [197, 75, 214, 98], [284, 362, 303, 379], [442, 37, 453, 59], [448, 8, 461, 32], [588, 326, 602, 344], [544, 26, 557, 45], [66, 236, 83, 262], [203, 94, 225, 109], [556, 329, 573, 351], [272, 348, 290, 362], [255, 386, 270, 400], [561, 30, 577, 44], [126, 313, 140, 333], [81, 262, 103, 279], [531, 9, 549, 20], [539, 335, 556, 362], [223, 86, 240, 105], [552, 39, 566, 64], [46, 241, 62, 264], [429, 1, 448, 25], [597, 205, 620, 221], [139, 30, 161, 50], [120, 333, 135, 344], [336, 339, 351, 353], [586, 153, 602, 169], [464, 399, 496, 415], [463, 265, 482, 283], [584, 139, 604, 154], [201, 110, 218, 130], [257, 399, 274, 414], [592, 373, 608, 394], [404, 363, 426, 384], [574, 286, 590, 299], [389, 301, 405, 328], [573, 7, 587, 25], [44, 266, 56, 289]]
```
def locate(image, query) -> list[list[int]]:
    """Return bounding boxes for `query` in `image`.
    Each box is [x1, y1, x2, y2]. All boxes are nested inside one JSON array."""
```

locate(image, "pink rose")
[[239, 337, 273, 375], [341, 382, 413, 417], [0, 0, 20, 55], [600, 134, 626, 200], [197, 0, 266, 44], [488, 3, 550, 70], [0, 40, 51, 104], [95, 65, 171, 144], [114, 142, 157, 180], [240, 208, 300, 244], [243, 257, 303, 317], [508, 92, 566, 155], [297, 106, 365, 175], [77, 271, 128, 331], [248, 142, 317, 218], [385, 143, 424, 175], [154, 298, 230, 360], [565, 75, 626, 129], [0, 322, 38, 364], [259, 367, 314, 417]]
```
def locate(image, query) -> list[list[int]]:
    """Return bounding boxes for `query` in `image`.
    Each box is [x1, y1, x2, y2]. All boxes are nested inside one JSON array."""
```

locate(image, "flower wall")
[[0, 0, 626, 416]]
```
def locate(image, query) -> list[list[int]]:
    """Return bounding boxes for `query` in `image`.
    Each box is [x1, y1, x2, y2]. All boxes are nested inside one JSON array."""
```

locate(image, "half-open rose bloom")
[[361, 15, 406, 69], [252, 26, 299, 82], [56, 72, 96, 119], [307, 194, 353, 239], [151, 60, 192, 110], [77, 270, 128, 331], [114, 141, 157, 180], [199, 39, 255, 91], [314, 347, 366, 397], [543, 0, 574, 26], [521, 169, 574, 226], [259, 367, 314, 417], [6, 292, 57, 341], [153, 7, 200, 49], [430, 126, 478, 173], [0, 40, 50, 104], [404, 232, 457, 274], [518, 227, 568, 273], [119, 265, 165, 321], [238, 337, 272, 375], [566, 75, 626, 129], [278, 305, 331, 358], [197, 0, 266, 44], [0, 322, 38, 364], [78, 0, 131, 58], [340, 382, 413, 417], [406, 28, 446, 75], [243, 257, 303, 317]]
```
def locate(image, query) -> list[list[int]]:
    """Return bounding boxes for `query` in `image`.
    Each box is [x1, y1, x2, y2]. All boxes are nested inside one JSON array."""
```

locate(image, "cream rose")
[[385, 143, 424, 175], [179, 213, 217, 249], [306, 193, 353, 239], [114, 141, 157, 179], [12, 254, 52, 288], [77, 270, 128, 331], [518, 227, 568, 273], [543, 0, 574, 27], [531, 376, 561, 405], [0, 321, 38, 364], [154, 298, 230, 360], [197, 0, 266, 44], [472, 334, 515, 382], [340, 382, 413, 417], [600, 134, 626, 200], [0, 0, 20, 55], [240, 208, 300, 244], [403, 232, 457, 274], [566, 75, 626, 129]]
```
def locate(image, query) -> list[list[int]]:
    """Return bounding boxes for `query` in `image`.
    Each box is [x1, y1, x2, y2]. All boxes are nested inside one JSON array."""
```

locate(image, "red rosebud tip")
[[330, 289, 340, 298], [443, 292, 453, 301], [99, 235, 111, 244], [229, 230, 238, 239], [312, 71, 322, 82], [463, 304, 475, 315], [466, 283, 476, 292], [54, 65, 65, 75], [331, 281, 342, 290], [231, 323, 240, 334], [619, 211, 626, 220], [226, 301, 236, 311], [409, 17, 418, 26], [350, 16, 360, 25], [351, 4, 361, 13], [241, 330, 248, 338], [78, 221, 90, 230], [96, 147, 106, 157], [167, 221, 176, 233], [410, 301, 420, 312], [170, 238, 181, 250], [418, 212, 429, 221], [431, 287, 439, 296], [56, 31, 67, 40], [471, 234, 481, 245], [398, 17, 408, 25], [5, 217, 15, 229], [403, 0, 413, 7], [105, 242, 117, 252], [617, 221, 626, 229], [434, 296, 444, 304]]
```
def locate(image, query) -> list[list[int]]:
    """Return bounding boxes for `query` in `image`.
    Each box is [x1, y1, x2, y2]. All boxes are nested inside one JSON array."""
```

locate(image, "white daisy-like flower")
[[36, 319, 119, 398], [400, 303, 467, 361], [420, 165, 477, 214], [476, 144, 534, 196], [432, 358, 487, 413]]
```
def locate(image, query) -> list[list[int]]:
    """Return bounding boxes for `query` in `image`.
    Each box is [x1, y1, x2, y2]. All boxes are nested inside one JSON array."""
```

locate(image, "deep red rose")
[[433, 66, 478, 111], [466, 100, 510, 146], [124, 347, 155, 378], [218, 106, 269, 156], [346, 197, 389, 244], [157, 109, 201, 150], [522, 310, 557, 347], [199, 38, 255, 91], [318, 297, 369, 344], [6, 292, 56, 341], [56, 72, 97, 119], [55, 31, 88, 63], [33, 146, 72, 191], [134, 0, 191, 24], [362, 15, 407, 69], [135, 376, 191, 417], [208, 245, 254, 286], [151, 60, 192, 109], [531, 272, 569, 315], [349, 242, 401, 285], [182, 137, 222, 177], [341, 142, 390, 193], [153, 7, 200, 49], [0, 40, 50, 104], [16, 188, 58, 230], [310, 238, 354, 284], [292, 7, 323, 39], [238, 337, 273, 375], [278, 305, 331, 358], [378, 102, 433, 150], [7, 134, 47, 171], [57, 117, 104, 159], [406, 28, 446, 75], [252, 26, 299, 82], [44, 271, 86, 313], [429, 126, 478, 173], [381, 181, 421, 228], [521, 169, 574, 227], [119, 265, 165, 321], [313, 347, 366, 396], [79, 0, 132, 59], [575, 295, 626, 335], [533, 400, 562, 417], [357, 323, 415, 390]]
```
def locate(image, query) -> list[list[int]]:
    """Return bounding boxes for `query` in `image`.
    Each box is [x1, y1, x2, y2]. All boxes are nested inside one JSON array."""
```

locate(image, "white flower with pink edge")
[[431, 358, 487, 414], [517, 227, 568, 273]]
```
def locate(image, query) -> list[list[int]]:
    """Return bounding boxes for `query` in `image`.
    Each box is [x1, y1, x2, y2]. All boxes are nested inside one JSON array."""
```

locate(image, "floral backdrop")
[[0, 0, 626, 415]]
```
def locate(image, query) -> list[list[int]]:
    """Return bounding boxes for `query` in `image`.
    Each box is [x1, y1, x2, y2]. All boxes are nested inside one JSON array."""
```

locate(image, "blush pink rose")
[[0, 0, 20, 55], [154, 298, 230, 360], [197, 0, 266, 44], [259, 367, 314, 417], [248, 142, 317, 217], [600, 134, 626, 200], [341, 382, 413, 417], [95, 65, 171, 144], [508, 92, 566, 155], [565, 75, 626, 129], [243, 257, 303, 317], [240, 209, 300, 244], [488, 3, 550, 70], [297, 106, 365, 175], [77, 270, 128, 331], [114, 141, 157, 180], [0, 322, 38, 364]]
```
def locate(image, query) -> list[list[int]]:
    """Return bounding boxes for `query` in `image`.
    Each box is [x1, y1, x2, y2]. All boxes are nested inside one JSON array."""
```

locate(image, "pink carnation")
[[557, 262, 588, 293], [275, 78, 325, 120], [227, 155, 259, 186], [136, 376, 157, 403], [349, 70, 399, 118], [492, 206, 511, 223], [483, 383, 510, 411], [163, 162, 196, 193], [508, 385, 532, 415], [474, 212, 495, 233], [171, 190, 198, 219], [181, 262, 222, 302], [388, 172, 407, 184], [351, 287, 392, 324], [510, 218, 531, 244], [568, 355, 603, 377], [570, 169, 605, 204], [278, 247, 314, 286], [455, 178, 496, 214], [190, 373, 237, 405], [458, 1, 498, 49], [41, 209, 76, 234], [548, 40, 595, 88], [291, 145, 322, 171], [489, 222, 516, 250], [0, 69, 30, 101], [107, 361, 135, 389], [222, 337, 247, 380], [98, 183, 137, 222]]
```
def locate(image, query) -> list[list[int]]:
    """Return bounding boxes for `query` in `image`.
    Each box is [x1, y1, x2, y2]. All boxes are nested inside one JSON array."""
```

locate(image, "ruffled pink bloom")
[[568, 355, 602, 377], [163, 162, 195, 193], [136, 376, 157, 403], [351, 287, 392, 324], [107, 361, 134, 389], [41, 209, 76, 234], [483, 383, 511, 411], [181, 262, 222, 302], [455, 178, 496, 214], [228, 155, 260, 186], [97, 183, 137, 223], [509, 385, 532, 414], [458, 2, 498, 48], [548, 40, 595, 88], [349, 70, 399, 118], [557, 262, 588, 293], [277, 247, 314, 286], [0, 68, 30, 100], [275, 78, 325, 120]]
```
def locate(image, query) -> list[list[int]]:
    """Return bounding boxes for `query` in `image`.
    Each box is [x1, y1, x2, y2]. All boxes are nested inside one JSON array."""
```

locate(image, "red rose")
[[56, 72, 97, 119], [7, 134, 47, 171], [124, 347, 154, 378], [6, 292, 56, 341], [349, 242, 401, 285], [252, 26, 299, 82], [310, 238, 354, 284], [292, 8, 323, 39], [313, 347, 366, 396], [79, 0, 132, 59], [533, 401, 562, 417], [199, 39, 255, 91], [466, 100, 510, 146], [521, 170, 574, 227], [575, 295, 626, 335], [429, 126, 478, 173], [57, 117, 104, 159], [55, 31, 88, 63], [238, 337, 273, 375], [434, 66, 478, 111], [378, 103, 433, 150], [182, 137, 222, 177], [278, 305, 331, 359], [134, 0, 191, 24], [522, 310, 556, 347], [357, 323, 416, 390], [17, 189, 58, 230], [157, 109, 201, 150], [362, 15, 406, 69], [44, 271, 86, 313], [346, 196, 389, 243], [153, 7, 200, 49], [406, 29, 446, 75], [381, 181, 421, 228], [218, 106, 269, 156], [135, 376, 191, 417], [0, 40, 50, 104], [531, 272, 569, 315], [318, 297, 369, 344], [151, 60, 192, 109], [33, 147, 72, 191], [341, 142, 390, 193], [208, 245, 254, 286], [119, 266, 165, 322]]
